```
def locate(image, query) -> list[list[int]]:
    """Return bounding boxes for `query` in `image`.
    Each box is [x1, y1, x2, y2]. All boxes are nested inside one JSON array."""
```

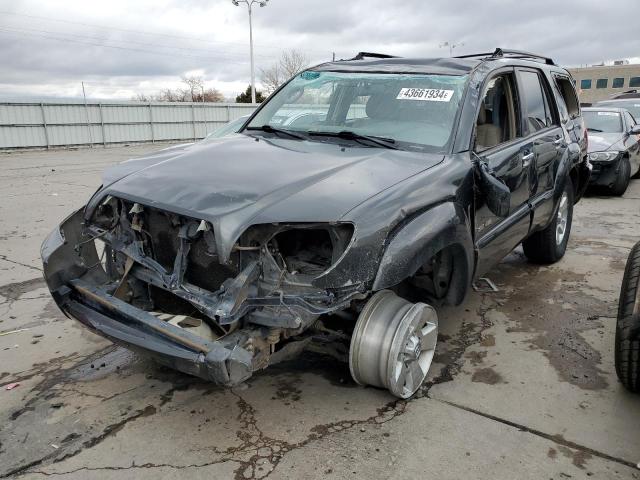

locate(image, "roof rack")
[[456, 48, 556, 66], [350, 52, 399, 61]]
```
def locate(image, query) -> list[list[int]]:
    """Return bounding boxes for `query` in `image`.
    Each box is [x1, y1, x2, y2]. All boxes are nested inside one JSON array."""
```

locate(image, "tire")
[[615, 242, 640, 393], [523, 177, 573, 264], [609, 156, 631, 196]]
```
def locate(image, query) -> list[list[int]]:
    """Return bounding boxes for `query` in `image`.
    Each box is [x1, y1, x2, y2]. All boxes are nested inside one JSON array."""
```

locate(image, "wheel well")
[[399, 244, 470, 306]]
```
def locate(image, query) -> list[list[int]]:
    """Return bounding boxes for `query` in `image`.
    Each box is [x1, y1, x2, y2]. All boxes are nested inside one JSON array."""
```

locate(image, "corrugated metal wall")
[[0, 101, 256, 149]]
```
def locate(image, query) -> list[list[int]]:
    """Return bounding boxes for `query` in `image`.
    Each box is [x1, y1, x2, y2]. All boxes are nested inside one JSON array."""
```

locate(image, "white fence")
[[0, 101, 257, 150]]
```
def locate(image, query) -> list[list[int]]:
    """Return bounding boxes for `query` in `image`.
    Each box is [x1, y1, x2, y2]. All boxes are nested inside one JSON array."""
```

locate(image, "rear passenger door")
[[515, 68, 565, 231]]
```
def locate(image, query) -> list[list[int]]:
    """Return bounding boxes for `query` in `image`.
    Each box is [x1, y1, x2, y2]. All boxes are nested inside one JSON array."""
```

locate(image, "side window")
[[580, 79, 592, 90], [519, 70, 555, 133], [554, 75, 580, 119], [474, 73, 521, 151]]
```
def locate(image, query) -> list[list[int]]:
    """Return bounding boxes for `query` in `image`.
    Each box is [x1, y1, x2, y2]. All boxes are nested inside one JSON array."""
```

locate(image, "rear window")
[[583, 110, 623, 133]]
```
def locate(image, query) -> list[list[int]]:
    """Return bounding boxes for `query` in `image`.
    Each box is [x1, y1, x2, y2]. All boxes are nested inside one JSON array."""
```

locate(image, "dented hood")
[[90, 135, 443, 259]]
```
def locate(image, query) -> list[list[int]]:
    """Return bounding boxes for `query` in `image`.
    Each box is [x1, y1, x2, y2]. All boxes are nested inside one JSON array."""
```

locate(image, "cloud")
[[0, 0, 638, 100]]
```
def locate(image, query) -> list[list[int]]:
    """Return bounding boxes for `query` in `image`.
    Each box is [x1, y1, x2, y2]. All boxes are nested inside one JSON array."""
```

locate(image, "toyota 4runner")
[[42, 48, 590, 398]]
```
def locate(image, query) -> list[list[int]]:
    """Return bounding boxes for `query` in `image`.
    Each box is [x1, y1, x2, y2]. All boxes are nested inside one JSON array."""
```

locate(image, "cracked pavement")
[[1, 145, 639, 479]]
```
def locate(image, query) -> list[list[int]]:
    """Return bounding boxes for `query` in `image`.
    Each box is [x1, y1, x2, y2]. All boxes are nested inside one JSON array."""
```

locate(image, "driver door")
[[474, 70, 533, 276]]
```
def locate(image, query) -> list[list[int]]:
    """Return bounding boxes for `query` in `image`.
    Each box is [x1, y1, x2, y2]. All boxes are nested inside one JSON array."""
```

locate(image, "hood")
[[91, 135, 444, 260], [587, 132, 625, 153]]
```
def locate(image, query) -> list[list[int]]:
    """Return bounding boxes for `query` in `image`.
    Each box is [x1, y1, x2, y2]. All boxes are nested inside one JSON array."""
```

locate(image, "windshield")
[[583, 110, 623, 133], [245, 71, 468, 152], [595, 101, 640, 121]]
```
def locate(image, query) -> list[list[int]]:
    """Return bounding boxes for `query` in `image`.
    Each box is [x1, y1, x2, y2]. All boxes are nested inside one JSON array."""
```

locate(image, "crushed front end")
[[41, 196, 362, 386]]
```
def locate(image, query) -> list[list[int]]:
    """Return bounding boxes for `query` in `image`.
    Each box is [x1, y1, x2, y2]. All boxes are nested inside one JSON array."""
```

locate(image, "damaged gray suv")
[[42, 49, 590, 398]]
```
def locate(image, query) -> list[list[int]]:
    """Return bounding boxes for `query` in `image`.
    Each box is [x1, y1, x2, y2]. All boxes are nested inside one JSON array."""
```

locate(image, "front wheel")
[[349, 290, 438, 399], [609, 156, 631, 196], [523, 178, 574, 264]]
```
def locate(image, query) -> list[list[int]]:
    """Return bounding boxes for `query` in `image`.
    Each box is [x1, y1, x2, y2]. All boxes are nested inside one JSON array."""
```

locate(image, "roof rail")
[[456, 48, 556, 66], [350, 52, 399, 60]]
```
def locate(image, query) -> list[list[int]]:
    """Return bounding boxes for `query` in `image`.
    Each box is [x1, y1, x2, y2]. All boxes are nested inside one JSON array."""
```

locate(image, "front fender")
[[372, 202, 474, 305]]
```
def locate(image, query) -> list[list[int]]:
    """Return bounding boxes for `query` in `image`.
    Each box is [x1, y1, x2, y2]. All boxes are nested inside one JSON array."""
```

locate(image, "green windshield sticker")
[[299, 71, 321, 80]]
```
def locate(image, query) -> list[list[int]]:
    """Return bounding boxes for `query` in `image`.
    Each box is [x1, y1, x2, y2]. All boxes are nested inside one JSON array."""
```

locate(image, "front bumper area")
[[65, 280, 253, 384], [588, 157, 623, 188], [41, 207, 362, 386], [41, 210, 253, 384]]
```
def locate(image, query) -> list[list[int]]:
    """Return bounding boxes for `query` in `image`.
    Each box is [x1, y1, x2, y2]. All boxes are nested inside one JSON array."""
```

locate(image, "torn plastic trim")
[[64, 279, 254, 385]]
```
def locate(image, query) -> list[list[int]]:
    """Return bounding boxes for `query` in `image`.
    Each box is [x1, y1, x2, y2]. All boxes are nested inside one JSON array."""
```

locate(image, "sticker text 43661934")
[[396, 88, 454, 102]]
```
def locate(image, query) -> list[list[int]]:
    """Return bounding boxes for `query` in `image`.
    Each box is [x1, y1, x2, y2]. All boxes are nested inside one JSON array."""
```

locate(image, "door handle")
[[522, 152, 534, 167], [553, 137, 564, 147]]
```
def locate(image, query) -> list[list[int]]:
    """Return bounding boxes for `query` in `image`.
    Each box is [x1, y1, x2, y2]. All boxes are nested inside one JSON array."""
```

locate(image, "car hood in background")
[[587, 132, 625, 153], [90, 135, 444, 260]]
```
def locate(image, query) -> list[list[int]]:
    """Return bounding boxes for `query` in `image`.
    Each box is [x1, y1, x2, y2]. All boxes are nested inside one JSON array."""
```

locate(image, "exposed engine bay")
[[50, 196, 366, 385]]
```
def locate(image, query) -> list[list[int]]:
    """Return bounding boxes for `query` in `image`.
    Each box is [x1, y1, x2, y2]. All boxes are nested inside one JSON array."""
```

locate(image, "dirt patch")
[[480, 334, 495, 347], [471, 367, 504, 385], [465, 350, 487, 366], [0, 277, 45, 302], [557, 445, 593, 469], [488, 256, 609, 390]]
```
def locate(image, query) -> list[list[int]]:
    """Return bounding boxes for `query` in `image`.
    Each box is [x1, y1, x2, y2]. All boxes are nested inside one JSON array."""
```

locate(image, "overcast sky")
[[1, 0, 639, 101]]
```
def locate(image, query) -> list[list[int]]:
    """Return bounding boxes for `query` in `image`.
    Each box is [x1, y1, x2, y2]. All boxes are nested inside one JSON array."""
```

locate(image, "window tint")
[[612, 77, 625, 88], [596, 78, 608, 89], [474, 74, 520, 151], [630, 77, 640, 88], [519, 71, 553, 133], [554, 76, 580, 118], [580, 79, 592, 89]]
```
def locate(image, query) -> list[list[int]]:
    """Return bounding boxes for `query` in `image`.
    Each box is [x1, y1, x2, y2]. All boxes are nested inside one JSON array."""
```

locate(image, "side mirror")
[[629, 125, 640, 135], [474, 154, 511, 218]]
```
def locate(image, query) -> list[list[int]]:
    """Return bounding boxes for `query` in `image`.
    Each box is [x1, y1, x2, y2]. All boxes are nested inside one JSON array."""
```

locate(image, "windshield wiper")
[[245, 124, 308, 140], [307, 130, 399, 150], [587, 127, 603, 132]]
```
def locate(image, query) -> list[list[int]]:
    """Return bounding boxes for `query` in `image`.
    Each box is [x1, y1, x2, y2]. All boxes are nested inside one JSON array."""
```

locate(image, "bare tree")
[[193, 88, 225, 103], [260, 49, 310, 94], [132, 92, 151, 102], [181, 75, 204, 101], [132, 76, 225, 103]]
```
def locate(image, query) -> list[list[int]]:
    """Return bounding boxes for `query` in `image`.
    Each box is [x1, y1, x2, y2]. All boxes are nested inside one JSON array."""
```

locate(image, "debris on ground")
[[0, 328, 29, 337]]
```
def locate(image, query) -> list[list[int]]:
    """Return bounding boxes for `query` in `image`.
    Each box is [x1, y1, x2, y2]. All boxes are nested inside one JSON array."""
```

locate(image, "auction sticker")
[[396, 88, 454, 102]]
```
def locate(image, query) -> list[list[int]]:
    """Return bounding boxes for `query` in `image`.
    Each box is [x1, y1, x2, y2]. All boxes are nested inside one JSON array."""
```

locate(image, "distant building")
[[568, 63, 640, 104]]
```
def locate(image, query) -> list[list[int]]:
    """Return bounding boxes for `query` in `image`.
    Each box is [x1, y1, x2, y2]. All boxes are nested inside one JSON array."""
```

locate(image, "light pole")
[[439, 41, 464, 57], [232, 0, 269, 104]]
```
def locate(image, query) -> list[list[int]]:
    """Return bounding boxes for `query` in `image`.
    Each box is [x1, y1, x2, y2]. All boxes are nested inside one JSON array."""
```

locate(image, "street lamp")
[[439, 41, 464, 57], [232, 0, 269, 104]]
